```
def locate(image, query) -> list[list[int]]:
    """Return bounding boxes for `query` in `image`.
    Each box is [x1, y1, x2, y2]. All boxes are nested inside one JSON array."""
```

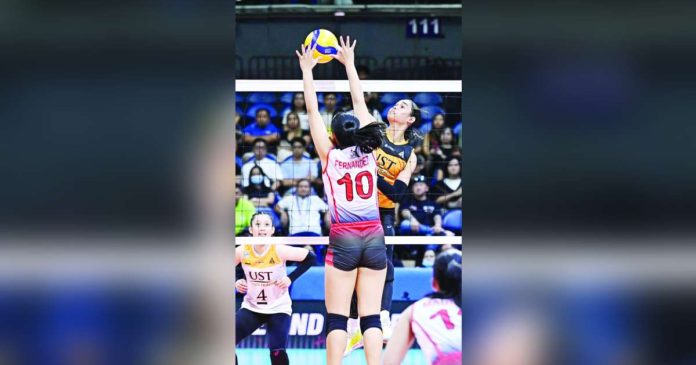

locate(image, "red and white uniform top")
[[410, 297, 462, 365], [322, 147, 380, 224]]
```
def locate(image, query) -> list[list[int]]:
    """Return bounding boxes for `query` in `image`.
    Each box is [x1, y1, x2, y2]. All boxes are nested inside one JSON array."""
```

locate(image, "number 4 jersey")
[[411, 297, 462, 365], [322, 147, 380, 224], [240, 245, 292, 315]]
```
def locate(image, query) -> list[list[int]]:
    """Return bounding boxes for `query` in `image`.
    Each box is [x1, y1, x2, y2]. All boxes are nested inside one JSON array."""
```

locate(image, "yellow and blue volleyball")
[[303, 29, 339, 64]]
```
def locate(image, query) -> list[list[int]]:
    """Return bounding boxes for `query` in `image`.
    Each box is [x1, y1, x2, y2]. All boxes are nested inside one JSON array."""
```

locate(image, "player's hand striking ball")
[[296, 44, 319, 72], [331, 35, 356, 66]]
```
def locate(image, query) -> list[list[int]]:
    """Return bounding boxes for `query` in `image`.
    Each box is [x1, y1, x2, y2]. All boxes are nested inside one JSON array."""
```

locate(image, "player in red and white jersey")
[[297, 37, 388, 365], [384, 249, 462, 365]]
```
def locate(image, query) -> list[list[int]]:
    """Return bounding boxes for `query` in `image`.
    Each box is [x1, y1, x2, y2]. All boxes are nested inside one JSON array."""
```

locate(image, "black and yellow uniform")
[[354, 133, 413, 315], [375, 134, 414, 211]]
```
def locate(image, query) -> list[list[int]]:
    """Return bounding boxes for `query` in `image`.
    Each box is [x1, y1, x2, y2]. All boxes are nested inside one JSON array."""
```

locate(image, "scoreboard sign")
[[406, 17, 444, 38]]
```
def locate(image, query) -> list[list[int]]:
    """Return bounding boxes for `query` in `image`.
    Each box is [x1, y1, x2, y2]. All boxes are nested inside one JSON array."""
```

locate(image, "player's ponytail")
[[404, 100, 422, 142], [429, 249, 462, 308], [331, 112, 386, 155], [352, 121, 386, 155]]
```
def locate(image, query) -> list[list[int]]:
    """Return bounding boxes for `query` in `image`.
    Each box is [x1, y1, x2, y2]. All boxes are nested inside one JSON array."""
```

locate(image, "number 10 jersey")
[[322, 147, 380, 224]]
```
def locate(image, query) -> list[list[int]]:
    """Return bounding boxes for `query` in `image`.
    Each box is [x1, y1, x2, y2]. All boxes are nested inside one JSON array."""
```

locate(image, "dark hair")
[[252, 138, 268, 148], [446, 157, 461, 178], [331, 112, 386, 155], [290, 137, 306, 147], [255, 108, 270, 117], [296, 178, 311, 187], [428, 249, 462, 308], [250, 211, 274, 227], [404, 100, 422, 142], [248, 165, 267, 187]]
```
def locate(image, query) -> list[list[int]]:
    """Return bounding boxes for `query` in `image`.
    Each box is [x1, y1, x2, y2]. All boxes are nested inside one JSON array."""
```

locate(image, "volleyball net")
[[235, 79, 462, 251]]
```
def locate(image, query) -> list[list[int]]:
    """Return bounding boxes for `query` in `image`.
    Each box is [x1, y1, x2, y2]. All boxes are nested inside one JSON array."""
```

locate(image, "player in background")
[[234, 212, 317, 365], [297, 38, 387, 365], [343, 49, 420, 359], [383, 249, 462, 365]]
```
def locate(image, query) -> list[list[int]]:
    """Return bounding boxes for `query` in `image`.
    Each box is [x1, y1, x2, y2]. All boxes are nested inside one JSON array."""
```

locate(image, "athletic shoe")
[[381, 310, 393, 342], [343, 329, 363, 357]]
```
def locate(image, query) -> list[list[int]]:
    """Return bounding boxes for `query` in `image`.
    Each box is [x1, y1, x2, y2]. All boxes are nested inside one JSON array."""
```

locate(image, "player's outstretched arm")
[[275, 245, 316, 287], [384, 304, 416, 365], [332, 35, 374, 128], [297, 44, 333, 167]]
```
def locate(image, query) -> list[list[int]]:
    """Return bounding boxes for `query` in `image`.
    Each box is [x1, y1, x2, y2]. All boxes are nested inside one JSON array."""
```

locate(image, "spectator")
[[320, 92, 339, 132], [241, 139, 284, 190], [282, 92, 309, 130], [276, 179, 330, 237], [242, 166, 275, 208], [422, 113, 447, 176], [242, 108, 280, 146], [420, 249, 436, 268], [432, 127, 461, 180], [235, 183, 255, 235], [432, 157, 462, 211], [364, 91, 384, 123], [280, 138, 317, 188], [277, 111, 311, 162], [399, 175, 454, 236]]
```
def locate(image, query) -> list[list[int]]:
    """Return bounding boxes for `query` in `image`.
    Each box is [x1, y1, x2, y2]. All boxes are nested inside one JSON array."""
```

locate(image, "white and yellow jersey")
[[240, 245, 292, 315]]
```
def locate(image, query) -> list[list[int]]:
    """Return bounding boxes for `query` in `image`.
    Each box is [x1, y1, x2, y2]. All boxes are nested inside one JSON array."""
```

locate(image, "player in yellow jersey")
[[234, 212, 316, 365], [344, 96, 420, 356]]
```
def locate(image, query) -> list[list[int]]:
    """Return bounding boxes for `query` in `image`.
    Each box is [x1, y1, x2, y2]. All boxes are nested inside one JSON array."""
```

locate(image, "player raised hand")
[[332, 35, 357, 66], [296, 44, 319, 72]]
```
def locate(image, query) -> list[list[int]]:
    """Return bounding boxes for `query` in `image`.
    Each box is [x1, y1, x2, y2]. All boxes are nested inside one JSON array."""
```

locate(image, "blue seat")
[[280, 92, 295, 105], [442, 209, 462, 233], [381, 104, 395, 119], [235, 106, 244, 119], [235, 93, 244, 102], [246, 92, 276, 104], [414, 92, 443, 106], [453, 121, 462, 136], [419, 121, 433, 134], [420, 105, 446, 123], [245, 103, 278, 119], [380, 92, 407, 106]]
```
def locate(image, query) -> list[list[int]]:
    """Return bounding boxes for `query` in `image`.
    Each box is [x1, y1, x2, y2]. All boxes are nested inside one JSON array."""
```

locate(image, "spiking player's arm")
[[332, 35, 375, 128], [297, 44, 333, 168]]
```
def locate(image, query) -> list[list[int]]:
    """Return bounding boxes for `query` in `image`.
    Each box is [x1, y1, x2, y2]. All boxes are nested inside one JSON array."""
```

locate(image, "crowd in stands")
[[235, 85, 462, 265]]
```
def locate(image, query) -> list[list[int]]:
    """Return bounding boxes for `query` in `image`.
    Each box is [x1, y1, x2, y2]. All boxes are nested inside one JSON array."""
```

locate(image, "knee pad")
[[269, 349, 288, 365], [360, 314, 382, 334], [326, 313, 349, 335]]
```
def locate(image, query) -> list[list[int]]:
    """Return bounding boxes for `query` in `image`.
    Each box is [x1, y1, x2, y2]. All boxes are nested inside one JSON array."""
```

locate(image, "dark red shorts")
[[325, 220, 386, 271]]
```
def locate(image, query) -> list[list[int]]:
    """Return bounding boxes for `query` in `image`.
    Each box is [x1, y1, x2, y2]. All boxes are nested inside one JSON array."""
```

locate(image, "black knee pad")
[[269, 349, 289, 365], [326, 313, 349, 335], [360, 314, 382, 334]]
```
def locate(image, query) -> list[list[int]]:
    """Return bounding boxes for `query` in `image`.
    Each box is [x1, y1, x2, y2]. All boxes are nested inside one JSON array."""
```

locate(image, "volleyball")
[[303, 29, 339, 64]]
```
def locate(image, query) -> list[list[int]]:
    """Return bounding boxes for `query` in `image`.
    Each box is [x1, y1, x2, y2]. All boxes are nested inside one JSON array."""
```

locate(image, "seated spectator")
[[432, 127, 461, 180], [320, 92, 339, 132], [235, 183, 255, 235], [431, 157, 462, 211], [280, 138, 317, 188], [241, 139, 284, 190], [277, 112, 311, 162], [420, 249, 436, 268], [276, 179, 329, 237], [399, 175, 454, 236], [243, 108, 280, 147], [364, 91, 384, 124], [422, 113, 446, 176], [282, 92, 309, 130], [242, 166, 275, 208]]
